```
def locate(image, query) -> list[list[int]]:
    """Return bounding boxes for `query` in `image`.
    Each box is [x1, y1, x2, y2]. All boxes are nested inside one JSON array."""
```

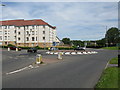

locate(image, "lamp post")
[[105, 26, 108, 47], [102, 25, 108, 47]]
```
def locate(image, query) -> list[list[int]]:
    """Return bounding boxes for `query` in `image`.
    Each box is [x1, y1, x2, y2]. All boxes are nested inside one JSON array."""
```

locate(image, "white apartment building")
[[0, 19, 60, 47]]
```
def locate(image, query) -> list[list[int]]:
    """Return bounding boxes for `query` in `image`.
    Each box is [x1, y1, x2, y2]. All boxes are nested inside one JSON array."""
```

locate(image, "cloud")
[[1, 2, 118, 40]]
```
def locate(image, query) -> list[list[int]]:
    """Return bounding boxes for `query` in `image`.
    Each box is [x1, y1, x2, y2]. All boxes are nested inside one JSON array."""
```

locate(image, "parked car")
[[49, 47, 58, 51], [74, 47, 85, 51], [27, 48, 37, 53], [9, 46, 21, 51]]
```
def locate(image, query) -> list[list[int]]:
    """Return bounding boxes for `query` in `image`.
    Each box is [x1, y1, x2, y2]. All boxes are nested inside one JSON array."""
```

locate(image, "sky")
[[0, 1, 118, 41]]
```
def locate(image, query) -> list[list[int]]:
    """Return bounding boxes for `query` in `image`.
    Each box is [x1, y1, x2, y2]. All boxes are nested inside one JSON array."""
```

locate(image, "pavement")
[[2, 48, 118, 88]]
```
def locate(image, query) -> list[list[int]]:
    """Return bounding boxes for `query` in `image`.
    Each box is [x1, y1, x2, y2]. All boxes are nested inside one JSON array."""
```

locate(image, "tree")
[[96, 38, 106, 47], [62, 38, 71, 45], [105, 27, 120, 46], [71, 40, 84, 47]]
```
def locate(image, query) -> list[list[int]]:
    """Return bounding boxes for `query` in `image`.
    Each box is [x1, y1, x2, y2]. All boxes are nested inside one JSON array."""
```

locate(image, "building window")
[[36, 37, 37, 41], [32, 43, 34, 47], [32, 37, 34, 41], [5, 36, 7, 40], [18, 37, 20, 41], [43, 31, 45, 34], [18, 27, 20, 29], [36, 26, 38, 29], [27, 37, 29, 41], [0, 36, 2, 40], [43, 25, 45, 29], [30, 29, 32, 32], [8, 31, 10, 34], [18, 32, 20, 35], [14, 30, 16, 33], [26, 31, 29, 35], [5, 31, 7, 34], [8, 36, 10, 40], [43, 37, 45, 40], [32, 31, 34, 35], [5, 42, 7, 45], [14, 36, 16, 39], [32, 26, 34, 29], [8, 26, 10, 29], [4, 26, 7, 29], [26, 26, 29, 29]]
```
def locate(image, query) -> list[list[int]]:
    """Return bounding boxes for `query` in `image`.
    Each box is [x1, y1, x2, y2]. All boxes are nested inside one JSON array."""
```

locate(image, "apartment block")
[[0, 19, 60, 47]]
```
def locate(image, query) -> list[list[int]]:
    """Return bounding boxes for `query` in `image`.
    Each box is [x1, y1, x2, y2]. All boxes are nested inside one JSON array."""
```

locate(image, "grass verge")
[[109, 57, 118, 64], [101, 47, 118, 50], [95, 67, 118, 88]]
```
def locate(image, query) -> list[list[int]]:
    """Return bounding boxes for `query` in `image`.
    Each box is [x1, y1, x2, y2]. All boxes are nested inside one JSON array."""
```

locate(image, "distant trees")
[[61, 27, 120, 47], [71, 40, 84, 47], [105, 27, 120, 46], [62, 38, 71, 45], [96, 38, 106, 47]]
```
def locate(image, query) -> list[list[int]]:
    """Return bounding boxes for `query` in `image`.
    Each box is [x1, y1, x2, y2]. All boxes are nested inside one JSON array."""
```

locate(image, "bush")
[[34, 46, 41, 49], [18, 46, 30, 49], [2, 46, 8, 48], [7, 44, 15, 47]]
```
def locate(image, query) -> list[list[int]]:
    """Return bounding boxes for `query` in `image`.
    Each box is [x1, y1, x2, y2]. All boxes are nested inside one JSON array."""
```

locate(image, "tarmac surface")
[[2, 48, 118, 88]]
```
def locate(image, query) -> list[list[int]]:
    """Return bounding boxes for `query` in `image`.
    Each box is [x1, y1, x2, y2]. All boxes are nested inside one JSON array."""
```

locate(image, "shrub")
[[18, 46, 30, 49], [2, 46, 8, 48], [7, 44, 15, 47]]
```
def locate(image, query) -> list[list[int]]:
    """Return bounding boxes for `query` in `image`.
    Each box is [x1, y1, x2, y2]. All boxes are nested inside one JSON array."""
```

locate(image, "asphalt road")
[[2, 48, 117, 88]]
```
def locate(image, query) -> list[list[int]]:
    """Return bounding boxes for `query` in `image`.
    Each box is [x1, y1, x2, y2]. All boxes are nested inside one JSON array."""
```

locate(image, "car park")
[[27, 48, 37, 53], [9, 46, 21, 51], [74, 47, 85, 51]]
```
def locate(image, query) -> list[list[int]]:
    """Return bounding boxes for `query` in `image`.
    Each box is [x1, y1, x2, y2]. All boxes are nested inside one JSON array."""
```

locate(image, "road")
[[2, 48, 117, 88]]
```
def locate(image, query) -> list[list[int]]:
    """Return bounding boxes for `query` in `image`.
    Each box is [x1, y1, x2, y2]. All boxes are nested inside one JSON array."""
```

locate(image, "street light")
[[101, 25, 108, 47], [105, 26, 108, 47]]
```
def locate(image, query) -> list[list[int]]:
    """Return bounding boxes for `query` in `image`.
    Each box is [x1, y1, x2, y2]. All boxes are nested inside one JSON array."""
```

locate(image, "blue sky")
[[1, 2, 118, 40]]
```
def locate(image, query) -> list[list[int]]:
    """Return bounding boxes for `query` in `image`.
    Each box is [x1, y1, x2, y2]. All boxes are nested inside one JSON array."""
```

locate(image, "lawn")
[[102, 47, 118, 50], [95, 67, 118, 88], [109, 57, 118, 64]]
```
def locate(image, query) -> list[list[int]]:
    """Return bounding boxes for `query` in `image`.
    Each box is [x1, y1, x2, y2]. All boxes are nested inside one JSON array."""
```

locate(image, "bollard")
[[36, 54, 42, 64], [58, 52, 62, 60], [16, 48, 18, 51], [8, 47, 10, 51]]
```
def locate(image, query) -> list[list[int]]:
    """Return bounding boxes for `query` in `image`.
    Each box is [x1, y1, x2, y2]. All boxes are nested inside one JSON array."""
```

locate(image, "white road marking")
[[71, 52, 76, 55], [87, 52, 92, 54], [50, 52, 54, 54], [6, 66, 29, 75], [46, 52, 50, 54], [65, 52, 70, 55], [83, 52, 88, 54], [46, 51, 98, 55], [6, 64, 38, 75], [77, 52, 82, 55], [54, 52, 58, 55]]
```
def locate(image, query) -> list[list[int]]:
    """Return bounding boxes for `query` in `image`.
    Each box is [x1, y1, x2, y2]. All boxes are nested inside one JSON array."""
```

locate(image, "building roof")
[[0, 19, 56, 29]]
